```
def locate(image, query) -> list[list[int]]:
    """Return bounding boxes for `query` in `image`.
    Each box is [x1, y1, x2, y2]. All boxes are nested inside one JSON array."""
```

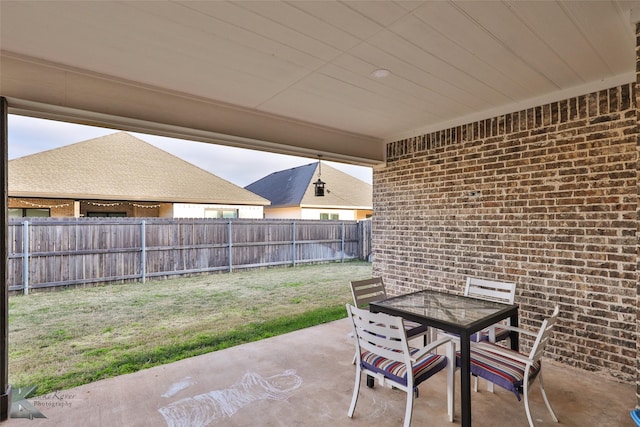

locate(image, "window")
[[205, 208, 238, 219], [320, 213, 339, 220], [86, 212, 126, 217], [9, 208, 50, 218]]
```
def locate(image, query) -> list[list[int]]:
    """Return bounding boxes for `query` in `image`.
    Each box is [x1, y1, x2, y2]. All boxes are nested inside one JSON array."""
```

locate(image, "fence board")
[[7, 218, 371, 293]]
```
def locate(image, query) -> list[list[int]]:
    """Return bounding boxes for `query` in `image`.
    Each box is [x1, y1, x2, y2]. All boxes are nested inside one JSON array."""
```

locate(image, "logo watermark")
[[10, 385, 46, 419], [11, 385, 77, 420]]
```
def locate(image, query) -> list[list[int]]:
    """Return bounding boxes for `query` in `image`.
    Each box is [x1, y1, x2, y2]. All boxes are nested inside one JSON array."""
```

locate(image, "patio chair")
[[349, 277, 431, 346], [439, 277, 516, 391], [465, 277, 517, 344], [346, 304, 455, 426], [457, 305, 560, 427]]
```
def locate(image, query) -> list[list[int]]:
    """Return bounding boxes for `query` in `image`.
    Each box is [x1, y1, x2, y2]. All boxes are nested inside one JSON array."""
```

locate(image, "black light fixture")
[[314, 156, 325, 197], [314, 178, 325, 197]]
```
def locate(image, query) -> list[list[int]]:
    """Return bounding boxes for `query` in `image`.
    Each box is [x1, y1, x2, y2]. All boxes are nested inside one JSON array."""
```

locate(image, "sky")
[[7, 115, 373, 188]]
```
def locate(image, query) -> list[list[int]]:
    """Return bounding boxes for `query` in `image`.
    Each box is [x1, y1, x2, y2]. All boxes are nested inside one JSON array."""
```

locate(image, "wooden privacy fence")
[[8, 217, 372, 294]]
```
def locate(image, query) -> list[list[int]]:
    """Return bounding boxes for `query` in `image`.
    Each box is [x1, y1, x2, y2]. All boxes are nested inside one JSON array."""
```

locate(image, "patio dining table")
[[370, 288, 519, 427]]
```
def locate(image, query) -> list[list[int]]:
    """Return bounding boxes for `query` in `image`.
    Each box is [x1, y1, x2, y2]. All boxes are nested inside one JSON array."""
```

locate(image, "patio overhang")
[[2, 2, 638, 163], [0, 53, 385, 167]]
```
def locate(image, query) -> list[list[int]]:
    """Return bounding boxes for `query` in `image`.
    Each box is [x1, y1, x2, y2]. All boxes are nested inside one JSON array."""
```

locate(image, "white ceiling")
[[1, 1, 639, 162]]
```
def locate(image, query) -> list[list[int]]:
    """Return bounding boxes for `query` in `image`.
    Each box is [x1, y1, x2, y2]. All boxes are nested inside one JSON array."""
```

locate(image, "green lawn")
[[8, 261, 371, 395]]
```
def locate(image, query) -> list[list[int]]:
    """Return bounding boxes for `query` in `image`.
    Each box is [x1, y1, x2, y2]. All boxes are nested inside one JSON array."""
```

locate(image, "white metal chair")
[[440, 277, 516, 391], [465, 277, 516, 343], [350, 277, 431, 344], [346, 304, 455, 426], [457, 305, 560, 427]]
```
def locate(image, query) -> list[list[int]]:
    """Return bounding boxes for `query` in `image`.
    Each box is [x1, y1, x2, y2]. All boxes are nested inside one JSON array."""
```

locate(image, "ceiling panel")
[[319, 59, 447, 118], [2, 0, 639, 159], [180, 1, 343, 63], [235, 1, 362, 52], [559, 1, 636, 74], [367, 29, 509, 106], [410, 2, 559, 94], [388, 13, 528, 102], [287, 1, 385, 39], [452, 1, 580, 88], [346, 40, 488, 112], [260, 84, 412, 137]]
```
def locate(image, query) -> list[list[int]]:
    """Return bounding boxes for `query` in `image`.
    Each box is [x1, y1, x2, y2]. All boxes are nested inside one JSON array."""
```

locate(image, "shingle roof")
[[8, 132, 270, 205], [245, 162, 372, 209]]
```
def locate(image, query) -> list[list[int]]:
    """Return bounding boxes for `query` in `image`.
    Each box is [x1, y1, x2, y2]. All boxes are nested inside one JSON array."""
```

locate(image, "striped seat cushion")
[[361, 348, 447, 387], [456, 342, 541, 401]]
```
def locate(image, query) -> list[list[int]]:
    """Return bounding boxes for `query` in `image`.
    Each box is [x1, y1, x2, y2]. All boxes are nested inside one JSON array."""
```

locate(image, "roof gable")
[[245, 163, 316, 207], [246, 162, 372, 209], [8, 132, 270, 205]]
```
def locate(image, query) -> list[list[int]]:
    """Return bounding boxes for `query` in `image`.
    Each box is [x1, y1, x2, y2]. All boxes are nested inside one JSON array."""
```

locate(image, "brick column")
[[0, 97, 9, 420], [635, 19, 640, 408]]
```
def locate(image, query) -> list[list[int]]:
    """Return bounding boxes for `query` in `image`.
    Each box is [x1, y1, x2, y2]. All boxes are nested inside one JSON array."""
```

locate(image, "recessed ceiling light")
[[371, 69, 390, 78]]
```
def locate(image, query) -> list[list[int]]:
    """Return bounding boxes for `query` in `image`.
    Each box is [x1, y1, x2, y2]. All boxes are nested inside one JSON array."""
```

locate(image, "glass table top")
[[371, 289, 515, 329]]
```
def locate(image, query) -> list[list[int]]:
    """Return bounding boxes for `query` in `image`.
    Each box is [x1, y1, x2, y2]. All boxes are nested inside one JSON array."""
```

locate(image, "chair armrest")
[[471, 342, 532, 365], [410, 336, 452, 362]]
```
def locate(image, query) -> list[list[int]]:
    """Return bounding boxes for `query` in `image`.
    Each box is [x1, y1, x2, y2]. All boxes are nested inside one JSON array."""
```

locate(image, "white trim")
[[386, 73, 635, 143], [7, 98, 383, 167]]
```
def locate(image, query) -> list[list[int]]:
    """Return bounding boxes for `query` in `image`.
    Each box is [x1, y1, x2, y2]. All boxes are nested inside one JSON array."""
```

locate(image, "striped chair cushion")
[[456, 342, 541, 401], [361, 348, 447, 387]]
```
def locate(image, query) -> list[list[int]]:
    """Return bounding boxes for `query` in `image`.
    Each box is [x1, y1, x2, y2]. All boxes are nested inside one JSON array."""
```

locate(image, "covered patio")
[[2, 2, 640, 425], [2, 319, 635, 426]]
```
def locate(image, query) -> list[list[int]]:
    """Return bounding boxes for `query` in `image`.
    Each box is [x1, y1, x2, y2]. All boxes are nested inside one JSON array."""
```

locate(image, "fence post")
[[228, 219, 233, 272], [140, 220, 146, 284], [292, 221, 297, 267], [22, 220, 29, 295], [341, 222, 345, 263]]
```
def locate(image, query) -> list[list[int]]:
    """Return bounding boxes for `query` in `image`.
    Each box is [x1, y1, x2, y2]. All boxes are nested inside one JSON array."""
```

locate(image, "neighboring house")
[[8, 132, 270, 218], [245, 162, 372, 220]]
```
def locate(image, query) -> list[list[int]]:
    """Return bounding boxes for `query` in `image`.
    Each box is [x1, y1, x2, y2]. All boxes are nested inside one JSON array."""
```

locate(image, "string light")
[[15, 200, 161, 209], [131, 203, 161, 209], [86, 201, 122, 207], [85, 201, 162, 208], [19, 200, 71, 208]]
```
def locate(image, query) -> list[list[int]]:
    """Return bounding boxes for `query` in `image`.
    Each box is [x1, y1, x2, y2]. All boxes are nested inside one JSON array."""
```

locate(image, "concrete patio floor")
[[2, 318, 635, 427]]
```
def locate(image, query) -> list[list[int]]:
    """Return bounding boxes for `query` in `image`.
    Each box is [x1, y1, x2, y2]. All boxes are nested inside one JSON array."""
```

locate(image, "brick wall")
[[373, 83, 637, 384], [636, 20, 640, 406]]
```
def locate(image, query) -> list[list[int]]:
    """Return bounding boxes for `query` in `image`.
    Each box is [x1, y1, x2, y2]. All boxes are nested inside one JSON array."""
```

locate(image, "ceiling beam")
[[0, 52, 385, 166]]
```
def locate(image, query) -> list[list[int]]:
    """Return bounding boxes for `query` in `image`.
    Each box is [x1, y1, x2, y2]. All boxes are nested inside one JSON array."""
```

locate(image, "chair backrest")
[[465, 277, 516, 304], [346, 304, 410, 368], [529, 305, 560, 362], [349, 277, 388, 308]]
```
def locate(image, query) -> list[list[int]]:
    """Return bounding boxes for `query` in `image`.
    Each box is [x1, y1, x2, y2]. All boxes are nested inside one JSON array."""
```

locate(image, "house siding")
[[374, 81, 638, 390], [264, 207, 302, 219], [301, 208, 356, 221], [172, 203, 264, 219], [9, 197, 75, 217]]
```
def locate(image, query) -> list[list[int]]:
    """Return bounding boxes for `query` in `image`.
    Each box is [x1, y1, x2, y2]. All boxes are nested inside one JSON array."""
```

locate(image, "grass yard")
[[8, 261, 372, 395]]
